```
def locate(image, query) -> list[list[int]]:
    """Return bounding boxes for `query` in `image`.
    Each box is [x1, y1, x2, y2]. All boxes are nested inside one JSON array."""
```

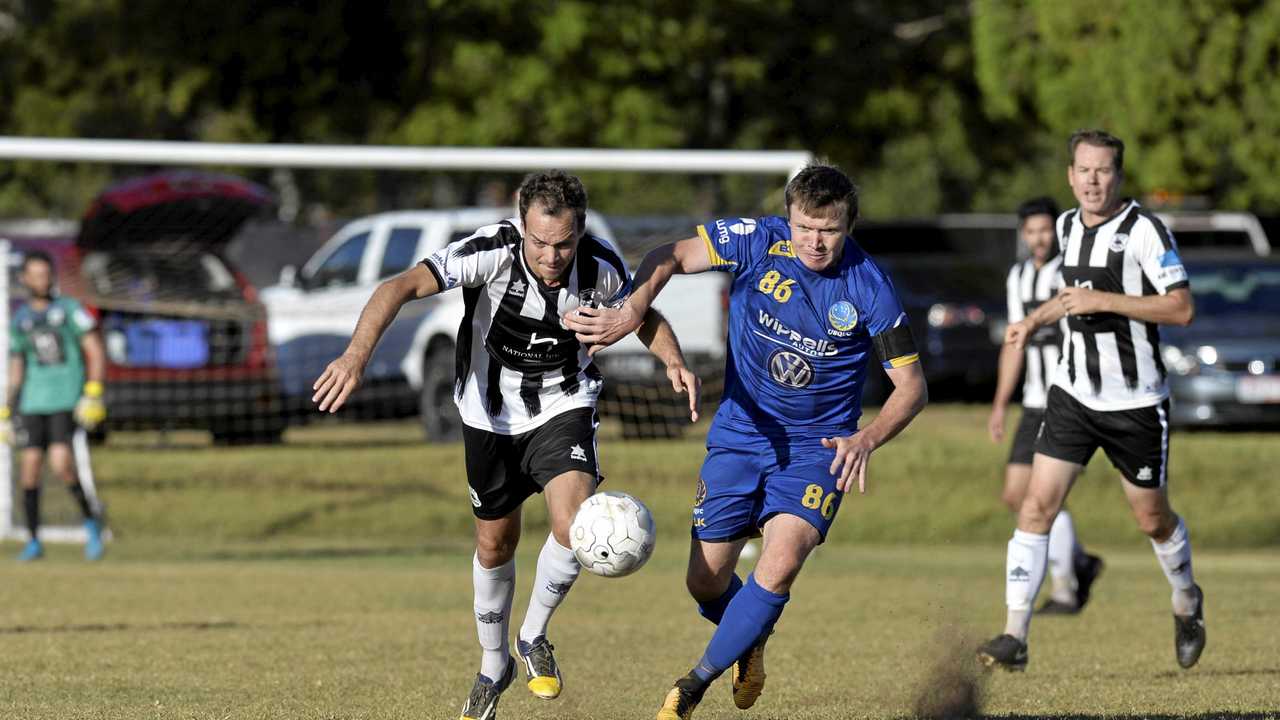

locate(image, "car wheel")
[[421, 344, 462, 443]]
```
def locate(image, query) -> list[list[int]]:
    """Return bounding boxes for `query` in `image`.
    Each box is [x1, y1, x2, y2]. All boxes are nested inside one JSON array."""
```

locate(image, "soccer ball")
[[569, 491, 656, 578]]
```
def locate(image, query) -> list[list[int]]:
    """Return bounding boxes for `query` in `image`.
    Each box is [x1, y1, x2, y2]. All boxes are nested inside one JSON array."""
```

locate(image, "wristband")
[[83, 381, 105, 398]]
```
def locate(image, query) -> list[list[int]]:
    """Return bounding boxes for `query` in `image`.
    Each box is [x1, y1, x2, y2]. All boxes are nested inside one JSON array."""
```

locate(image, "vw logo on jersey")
[[728, 217, 757, 236], [1109, 233, 1129, 252], [768, 349, 813, 388], [827, 300, 858, 337]]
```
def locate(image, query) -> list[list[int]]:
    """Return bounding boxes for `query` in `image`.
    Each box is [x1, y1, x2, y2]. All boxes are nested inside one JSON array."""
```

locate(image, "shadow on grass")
[[1155, 668, 1280, 679], [199, 544, 438, 562], [0, 620, 240, 635]]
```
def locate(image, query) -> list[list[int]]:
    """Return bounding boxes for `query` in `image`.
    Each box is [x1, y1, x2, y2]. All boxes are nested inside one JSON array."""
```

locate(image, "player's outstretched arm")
[[1058, 286, 1193, 326], [823, 362, 927, 494], [635, 308, 701, 422], [989, 341, 1024, 443], [313, 265, 440, 413], [564, 235, 712, 349]]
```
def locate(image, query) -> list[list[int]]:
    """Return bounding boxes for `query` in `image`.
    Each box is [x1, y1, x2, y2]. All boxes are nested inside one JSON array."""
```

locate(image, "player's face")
[[1021, 213, 1056, 264], [522, 203, 581, 287], [1068, 143, 1124, 217], [787, 204, 849, 272], [20, 259, 54, 299]]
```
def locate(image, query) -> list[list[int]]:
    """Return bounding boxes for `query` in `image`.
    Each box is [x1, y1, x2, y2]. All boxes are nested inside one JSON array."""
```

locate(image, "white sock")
[[1151, 516, 1199, 616], [1047, 509, 1081, 605], [519, 535, 581, 645], [473, 553, 516, 681], [1004, 529, 1049, 641]]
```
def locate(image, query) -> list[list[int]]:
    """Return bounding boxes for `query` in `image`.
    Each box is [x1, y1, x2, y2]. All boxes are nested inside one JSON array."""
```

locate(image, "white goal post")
[[0, 137, 812, 177]]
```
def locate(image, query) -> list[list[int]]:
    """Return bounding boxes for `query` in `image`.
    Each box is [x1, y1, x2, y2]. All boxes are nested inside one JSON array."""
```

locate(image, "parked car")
[[2, 171, 286, 444], [1162, 252, 1280, 428], [262, 208, 725, 440]]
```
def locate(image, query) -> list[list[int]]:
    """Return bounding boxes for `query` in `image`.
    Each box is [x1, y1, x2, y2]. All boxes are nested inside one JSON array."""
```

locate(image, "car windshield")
[[80, 248, 240, 304], [1187, 263, 1280, 315]]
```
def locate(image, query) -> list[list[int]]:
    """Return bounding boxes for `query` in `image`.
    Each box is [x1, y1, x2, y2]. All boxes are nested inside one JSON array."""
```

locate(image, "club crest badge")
[[1109, 233, 1129, 252], [828, 300, 858, 337]]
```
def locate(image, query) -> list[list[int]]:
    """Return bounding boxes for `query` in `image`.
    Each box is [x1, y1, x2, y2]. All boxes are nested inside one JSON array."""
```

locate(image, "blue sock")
[[697, 574, 743, 625], [692, 574, 788, 683]]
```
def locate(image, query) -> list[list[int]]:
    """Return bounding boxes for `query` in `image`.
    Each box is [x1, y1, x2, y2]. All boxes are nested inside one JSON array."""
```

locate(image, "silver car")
[[1162, 254, 1280, 428]]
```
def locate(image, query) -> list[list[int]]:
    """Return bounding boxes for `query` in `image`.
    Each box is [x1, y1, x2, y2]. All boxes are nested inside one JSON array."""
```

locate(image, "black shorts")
[[1007, 408, 1045, 466], [16, 411, 76, 450], [1034, 386, 1170, 489], [463, 407, 600, 520]]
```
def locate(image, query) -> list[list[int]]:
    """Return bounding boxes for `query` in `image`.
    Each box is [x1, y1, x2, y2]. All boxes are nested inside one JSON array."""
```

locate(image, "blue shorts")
[[693, 426, 846, 543]]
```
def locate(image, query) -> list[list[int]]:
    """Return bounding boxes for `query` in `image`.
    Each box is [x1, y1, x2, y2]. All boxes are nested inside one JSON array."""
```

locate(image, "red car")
[[4, 171, 285, 444]]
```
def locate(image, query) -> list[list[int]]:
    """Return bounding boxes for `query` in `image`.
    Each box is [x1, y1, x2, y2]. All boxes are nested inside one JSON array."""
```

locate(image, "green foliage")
[[1, 2, 1278, 217], [973, 0, 1280, 210]]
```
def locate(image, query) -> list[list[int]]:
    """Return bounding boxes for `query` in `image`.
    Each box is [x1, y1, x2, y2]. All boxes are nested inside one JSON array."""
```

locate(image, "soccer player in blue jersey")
[[565, 164, 928, 719]]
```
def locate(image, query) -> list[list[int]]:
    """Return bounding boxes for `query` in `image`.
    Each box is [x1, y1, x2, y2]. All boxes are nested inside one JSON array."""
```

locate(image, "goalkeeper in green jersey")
[[3, 251, 108, 561]]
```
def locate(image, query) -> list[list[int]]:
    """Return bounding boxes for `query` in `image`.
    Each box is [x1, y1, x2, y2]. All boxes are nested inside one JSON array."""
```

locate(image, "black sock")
[[67, 482, 95, 520], [23, 487, 40, 539]]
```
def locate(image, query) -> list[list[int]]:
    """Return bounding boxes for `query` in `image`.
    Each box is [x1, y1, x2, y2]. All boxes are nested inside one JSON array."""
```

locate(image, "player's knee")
[[1001, 486, 1024, 514], [752, 565, 798, 595], [1134, 508, 1175, 540], [475, 533, 518, 567], [686, 568, 729, 602], [1017, 494, 1056, 532]]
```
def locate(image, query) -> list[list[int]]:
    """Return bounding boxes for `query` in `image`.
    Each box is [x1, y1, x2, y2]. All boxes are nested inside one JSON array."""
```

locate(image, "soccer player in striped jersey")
[[988, 197, 1103, 615], [978, 130, 1204, 673], [312, 171, 700, 720], [567, 164, 928, 719]]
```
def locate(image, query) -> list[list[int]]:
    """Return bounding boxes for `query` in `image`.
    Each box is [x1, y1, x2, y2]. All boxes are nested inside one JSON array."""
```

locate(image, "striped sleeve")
[[422, 224, 511, 290]]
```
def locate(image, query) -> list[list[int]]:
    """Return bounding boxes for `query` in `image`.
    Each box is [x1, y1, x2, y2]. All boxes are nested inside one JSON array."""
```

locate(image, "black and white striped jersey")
[[1052, 200, 1190, 411], [1006, 255, 1064, 410], [421, 219, 630, 434]]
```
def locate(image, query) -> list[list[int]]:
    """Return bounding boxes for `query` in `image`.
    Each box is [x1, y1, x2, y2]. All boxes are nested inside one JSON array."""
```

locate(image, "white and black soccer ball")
[[569, 491, 655, 578]]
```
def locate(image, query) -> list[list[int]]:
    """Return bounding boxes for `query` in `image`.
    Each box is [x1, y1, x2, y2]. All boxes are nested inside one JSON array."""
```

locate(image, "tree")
[[973, 0, 1280, 211]]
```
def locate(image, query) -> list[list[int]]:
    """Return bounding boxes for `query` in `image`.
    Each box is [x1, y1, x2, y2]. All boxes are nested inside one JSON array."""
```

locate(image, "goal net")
[[0, 140, 807, 541]]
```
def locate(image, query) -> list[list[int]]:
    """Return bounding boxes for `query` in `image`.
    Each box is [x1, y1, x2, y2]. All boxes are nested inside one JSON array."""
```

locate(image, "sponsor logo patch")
[[755, 310, 839, 357], [1008, 566, 1030, 581], [1136, 466, 1153, 483], [569, 444, 588, 462], [729, 217, 757, 236], [693, 478, 707, 508], [768, 349, 814, 388], [828, 300, 858, 336], [476, 611, 504, 624], [509, 278, 527, 297], [469, 487, 482, 508]]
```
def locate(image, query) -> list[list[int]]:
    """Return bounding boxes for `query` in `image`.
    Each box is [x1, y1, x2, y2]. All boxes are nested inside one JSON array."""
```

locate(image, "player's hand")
[[73, 381, 107, 430], [562, 302, 643, 357], [1004, 319, 1034, 351], [0, 407, 12, 445], [1058, 286, 1109, 316], [313, 352, 366, 413], [665, 364, 701, 423], [822, 433, 875, 494], [988, 404, 1006, 444]]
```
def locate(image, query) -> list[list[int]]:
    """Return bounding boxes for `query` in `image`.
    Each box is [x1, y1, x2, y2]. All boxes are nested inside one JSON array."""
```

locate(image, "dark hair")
[[784, 163, 859, 227], [1016, 196, 1060, 225], [518, 170, 588, 228], [21, 250, 55, 272], [1068, 129, 1125, 172]]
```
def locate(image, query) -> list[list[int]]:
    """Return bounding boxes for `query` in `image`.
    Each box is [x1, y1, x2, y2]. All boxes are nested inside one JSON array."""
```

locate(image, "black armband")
[[872, 323, 919, 368]]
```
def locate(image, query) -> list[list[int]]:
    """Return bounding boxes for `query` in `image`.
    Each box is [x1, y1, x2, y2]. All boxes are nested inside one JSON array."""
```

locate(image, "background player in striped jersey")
[[978, 130, 1203, 673], [312, 171, 700, 720], [988, 197, 1103, 615], [567, 164, 928, 719]]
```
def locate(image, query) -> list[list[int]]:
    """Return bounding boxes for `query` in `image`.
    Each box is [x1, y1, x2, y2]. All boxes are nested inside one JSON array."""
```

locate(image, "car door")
[[272, 224, 379, 397], [364, 224, 434, 385]]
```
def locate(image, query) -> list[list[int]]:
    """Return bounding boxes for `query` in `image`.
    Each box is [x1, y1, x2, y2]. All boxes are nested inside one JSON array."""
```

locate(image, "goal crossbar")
[[0, 137, 812, 177]]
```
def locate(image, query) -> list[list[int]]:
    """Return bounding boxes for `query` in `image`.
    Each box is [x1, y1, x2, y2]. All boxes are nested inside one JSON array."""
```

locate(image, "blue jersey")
[[696, 215, 918, 441]]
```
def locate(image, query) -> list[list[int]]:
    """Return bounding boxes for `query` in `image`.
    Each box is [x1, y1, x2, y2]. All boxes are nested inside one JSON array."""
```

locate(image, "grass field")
[[2, 405, 1278, 719]]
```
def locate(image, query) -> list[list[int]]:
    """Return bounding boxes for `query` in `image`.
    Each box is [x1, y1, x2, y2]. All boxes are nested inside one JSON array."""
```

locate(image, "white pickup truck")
[[260, 208, 726, 440]]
